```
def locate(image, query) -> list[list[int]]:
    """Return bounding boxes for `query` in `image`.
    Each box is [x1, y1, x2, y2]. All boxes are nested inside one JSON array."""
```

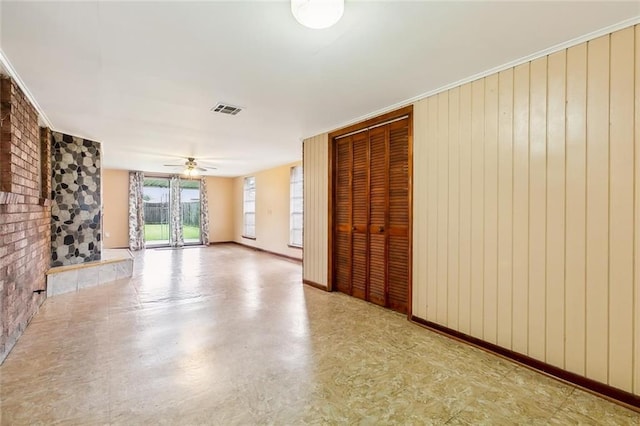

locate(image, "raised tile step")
[[46, 249, 134, 297]]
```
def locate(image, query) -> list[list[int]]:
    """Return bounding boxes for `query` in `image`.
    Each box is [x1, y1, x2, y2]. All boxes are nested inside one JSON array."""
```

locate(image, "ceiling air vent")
[[211, 103, 243, 115]]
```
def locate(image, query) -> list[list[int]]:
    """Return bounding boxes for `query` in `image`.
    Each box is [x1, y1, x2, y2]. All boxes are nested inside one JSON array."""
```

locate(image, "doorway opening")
[[143, 177, 202, 247]]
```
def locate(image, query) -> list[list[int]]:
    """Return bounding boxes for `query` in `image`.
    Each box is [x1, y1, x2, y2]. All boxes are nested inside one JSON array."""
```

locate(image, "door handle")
[[352, 226, 357, 231], [378, 226, 385, 233]]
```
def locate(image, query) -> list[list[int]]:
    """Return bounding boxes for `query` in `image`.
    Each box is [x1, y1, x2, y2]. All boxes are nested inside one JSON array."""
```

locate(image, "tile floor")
[[0, 244, 638, 425]]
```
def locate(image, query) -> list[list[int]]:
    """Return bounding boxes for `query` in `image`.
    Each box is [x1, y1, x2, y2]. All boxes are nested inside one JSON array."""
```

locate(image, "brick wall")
[[0, 76, 51, 363]]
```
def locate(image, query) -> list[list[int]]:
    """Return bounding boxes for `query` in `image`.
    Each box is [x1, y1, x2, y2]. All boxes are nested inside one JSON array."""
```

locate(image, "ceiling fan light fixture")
[[291, 0, 344, 29]]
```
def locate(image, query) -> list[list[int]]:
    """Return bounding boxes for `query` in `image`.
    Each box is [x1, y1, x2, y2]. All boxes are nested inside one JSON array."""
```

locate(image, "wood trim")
[[328, 105, 414, 141], [303, 279, 329, 291], [410, 316, 640, 411], [327, 133, 334, 291], [406, 110, 414, 319], [366, 129, 372, 303], [232, 241, 302, 263]]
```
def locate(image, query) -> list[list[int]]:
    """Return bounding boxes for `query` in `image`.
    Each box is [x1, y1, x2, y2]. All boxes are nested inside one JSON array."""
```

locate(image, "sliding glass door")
[[143, 177, 202, 247], [143, 177, 171, 246], [180, 179, 201, 245]]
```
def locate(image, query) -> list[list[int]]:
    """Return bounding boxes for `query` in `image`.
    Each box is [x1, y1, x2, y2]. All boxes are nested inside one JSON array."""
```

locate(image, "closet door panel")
[[351, 132, 369, 299], [387, 119, 410, 312], [369, 127, 388, 306], [335, 138, 352, 294], [388, 235, 409, 313]]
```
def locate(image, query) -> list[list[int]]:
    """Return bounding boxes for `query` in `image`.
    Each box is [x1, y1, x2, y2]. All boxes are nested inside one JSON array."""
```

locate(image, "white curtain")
[[128, 171, 145, 250], [169, 176, 184, 248], [200, 178, 210, 245]]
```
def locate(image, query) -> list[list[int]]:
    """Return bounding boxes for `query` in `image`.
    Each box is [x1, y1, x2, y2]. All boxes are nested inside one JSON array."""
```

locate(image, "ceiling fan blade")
[[196, 167, 212, 172], [163, 164, 184, 167]]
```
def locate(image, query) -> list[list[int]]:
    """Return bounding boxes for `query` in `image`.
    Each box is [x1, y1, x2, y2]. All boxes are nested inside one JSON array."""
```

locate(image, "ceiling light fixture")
[[291, 0, 344, 29], [184, 166, 198, 177]]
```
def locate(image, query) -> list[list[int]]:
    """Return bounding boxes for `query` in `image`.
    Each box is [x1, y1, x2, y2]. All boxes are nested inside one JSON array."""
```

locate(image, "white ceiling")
[[1, 1, 639, 176]]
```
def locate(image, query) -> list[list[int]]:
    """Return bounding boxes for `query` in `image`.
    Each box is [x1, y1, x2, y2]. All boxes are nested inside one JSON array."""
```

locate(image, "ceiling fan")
[[163, 157, 216, 177]]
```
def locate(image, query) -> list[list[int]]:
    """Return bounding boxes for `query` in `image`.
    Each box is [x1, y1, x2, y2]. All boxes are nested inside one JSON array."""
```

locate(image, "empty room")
[[1, 0, 640, 424]]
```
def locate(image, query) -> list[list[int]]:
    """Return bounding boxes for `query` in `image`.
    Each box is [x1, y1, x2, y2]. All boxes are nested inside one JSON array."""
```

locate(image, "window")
[[243, 176, 256, 239], [289, 166, 303, 247]]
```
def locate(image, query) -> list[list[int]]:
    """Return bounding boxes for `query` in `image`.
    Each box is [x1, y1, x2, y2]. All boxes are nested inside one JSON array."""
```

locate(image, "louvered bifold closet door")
[[368, 126, 388, 307], [351, 132, 369, 300], [335, 138, 353, 295], [387, 118, 410, 314]]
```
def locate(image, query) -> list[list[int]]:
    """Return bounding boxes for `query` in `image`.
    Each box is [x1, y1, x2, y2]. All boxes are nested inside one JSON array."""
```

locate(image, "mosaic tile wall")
[[50, 132, 102, 267]]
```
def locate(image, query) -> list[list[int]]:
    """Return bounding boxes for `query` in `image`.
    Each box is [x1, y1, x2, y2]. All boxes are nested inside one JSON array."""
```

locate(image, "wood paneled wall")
[[413, 25, 640, 395], [303, 133, 329, 288]]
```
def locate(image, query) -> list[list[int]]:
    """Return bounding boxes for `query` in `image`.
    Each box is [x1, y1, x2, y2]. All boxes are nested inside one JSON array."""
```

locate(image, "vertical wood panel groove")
[[529, 56, 547, 361], [457, 87, 463, 332], [437, 93, 449, 325], [448, 87, 460, 330], [607, 33, 612, 389], [584, 39, 591, 379], [585, 35, 610, 384], [512, 63, 530, 354], [471, 79, 486, 339], [496, 80, 500, 346], [546, 50, 567, 369], [545, 56, 550, 366], [428, 97, 439, 322], [510, 69, 516, 351], [563, 48, 569, 371], [484, 74, 499, 344], [459, 84, 472, 334], [634, 24, 640, 395], [608, 27, 635, 392], [527, 63, 532, 357], [564, 42, 588, 376]]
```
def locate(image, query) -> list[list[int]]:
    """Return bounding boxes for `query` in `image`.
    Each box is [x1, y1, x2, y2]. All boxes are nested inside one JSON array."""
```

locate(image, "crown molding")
[[0, 49, 53, 129]]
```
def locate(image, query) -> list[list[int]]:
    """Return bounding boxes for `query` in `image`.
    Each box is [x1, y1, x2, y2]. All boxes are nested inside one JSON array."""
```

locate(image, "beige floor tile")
[[548, 388, 640, 425], [0, 244, 638, 425]]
